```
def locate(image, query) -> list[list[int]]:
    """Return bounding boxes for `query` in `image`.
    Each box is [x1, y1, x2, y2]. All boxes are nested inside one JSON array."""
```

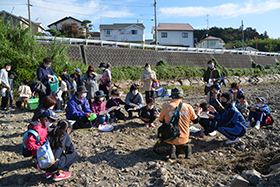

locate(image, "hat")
[[221, 92, 233, 101], [94, 90, 106, 98], [170, 87, 186, 98], [57, 76, 62, 81], [8, 71, 17, 77], [213, 83, 221, 90], [256, 97, 265, 102], [76, 86, 88, 94], [130, 84, 138, 92], [99, 62, 106, 68], [43, 57, 52, 63], [107, 63, 112, 68], [41, 109, 58, 121], [75, 68, 81, 73], [111, 89, 119, 96]]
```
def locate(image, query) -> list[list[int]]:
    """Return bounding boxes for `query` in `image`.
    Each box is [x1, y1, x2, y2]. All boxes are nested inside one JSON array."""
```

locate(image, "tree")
[[81, 20, 94, 38], [59, 22, 83, 38], [47, 29, 61, 37]]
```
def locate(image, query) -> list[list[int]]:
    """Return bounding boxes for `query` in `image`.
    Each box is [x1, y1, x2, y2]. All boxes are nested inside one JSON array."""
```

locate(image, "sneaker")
[[145, 123, 149, 128], [169, 145, 177, 159], [150, 123, 155, 128], [184, 144, 192, 159], [45, 172, 53, 179], [255, 122, 260, 130], [225, 137, 241, 144], [209, 130, 217, 136], [53, 171, 71, 181], [104, 122, 108, 125], [246, 122, 251, 127]]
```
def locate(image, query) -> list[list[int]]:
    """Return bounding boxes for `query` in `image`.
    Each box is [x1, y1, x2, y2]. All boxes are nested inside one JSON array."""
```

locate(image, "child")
[[228, 83, 244, 104], [218, 72, 227, 87], [90, 90, 110, 125], [17, 79, 32, 110], [247, 97, 270, 129], [236, 93, 249, 119], [138, 98, 159, 128], [106, 89, 126, 123], [25, 110, 58, 157], [45, 120, 78, 181], [196, 102, 217, 137], [206, 83, 223, 114], [67, 74, 78, 97], [8, 71, 16, 108]]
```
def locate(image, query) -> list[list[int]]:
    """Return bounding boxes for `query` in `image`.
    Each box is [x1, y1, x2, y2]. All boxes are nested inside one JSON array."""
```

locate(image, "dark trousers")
[[109, 110, 126, 120], [216, 122, 246, 140], [46, 152, 78, 172], [140, 111, 156, 123], [145, 91, 155, 104], [125, 104, 140, 117], [62, 91, 67, 105], [199, 118, 217, 135], [99, 84, 109, 100], [1, 89, 9, 109], [248, 111, 266, 123], [153, 140, 188, 154], [68, 116, 91, 129]]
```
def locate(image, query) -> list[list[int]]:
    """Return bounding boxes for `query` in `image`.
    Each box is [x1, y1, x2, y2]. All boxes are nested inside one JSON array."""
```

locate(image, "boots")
[[169, 145, 177, 159], [184, 144, 192, 159]]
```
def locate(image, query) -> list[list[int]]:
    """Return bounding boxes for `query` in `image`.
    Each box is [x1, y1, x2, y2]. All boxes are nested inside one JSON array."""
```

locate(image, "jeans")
[[248, 111, 266, 123], [9, 90, 13, 106], [97, 114, 110, 124]]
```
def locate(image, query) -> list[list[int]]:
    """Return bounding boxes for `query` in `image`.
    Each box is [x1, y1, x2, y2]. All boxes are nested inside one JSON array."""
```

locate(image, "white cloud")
[[159, 0, 280, 18]]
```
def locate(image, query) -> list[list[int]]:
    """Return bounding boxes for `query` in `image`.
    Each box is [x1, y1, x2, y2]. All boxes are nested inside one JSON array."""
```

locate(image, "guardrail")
[[35, 36, 280, 57]]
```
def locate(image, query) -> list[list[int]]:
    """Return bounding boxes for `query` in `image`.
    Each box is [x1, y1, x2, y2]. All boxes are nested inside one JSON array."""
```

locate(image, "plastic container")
[[25, 98, 39, 110], [88, 113, 97, 121], [49, 82, 59, 92]]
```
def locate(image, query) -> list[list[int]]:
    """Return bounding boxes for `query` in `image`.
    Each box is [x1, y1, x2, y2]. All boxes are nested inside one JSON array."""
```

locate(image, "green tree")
[[81, 20, 94, 38]]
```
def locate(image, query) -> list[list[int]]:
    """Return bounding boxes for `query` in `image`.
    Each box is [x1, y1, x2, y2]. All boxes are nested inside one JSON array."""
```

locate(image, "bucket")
[[88, 113, 97, 121], [49, 82, 59, 92]]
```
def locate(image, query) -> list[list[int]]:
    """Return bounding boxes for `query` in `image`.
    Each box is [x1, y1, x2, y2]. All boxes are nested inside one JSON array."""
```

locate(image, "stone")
[[241, 169, 261, 184], [269, 163, 280, 171], [230, 175, 249, 187], [155, 175, 168, 186], [213, 182, 225, 187], [156, 168, 168, 177]]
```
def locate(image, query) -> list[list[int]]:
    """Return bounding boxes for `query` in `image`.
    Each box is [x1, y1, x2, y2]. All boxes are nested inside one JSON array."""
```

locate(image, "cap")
[[256, 97, 265, 102], [41, 109, 58, 121], [213, 83, 221, 90], [75, 68, 81, 73]]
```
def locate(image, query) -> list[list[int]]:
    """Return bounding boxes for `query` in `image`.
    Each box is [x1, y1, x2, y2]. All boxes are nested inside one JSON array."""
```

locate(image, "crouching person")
[[209, 92, 246, 144], [45, 120, 78, 181], [139, 98, 159, 128], [153, 87, 199, 159]]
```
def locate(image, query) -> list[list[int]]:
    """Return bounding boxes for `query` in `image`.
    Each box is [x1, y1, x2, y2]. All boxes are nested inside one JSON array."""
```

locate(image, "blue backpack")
[[37, 138, 56, 169], [22, 129, 41, 157]]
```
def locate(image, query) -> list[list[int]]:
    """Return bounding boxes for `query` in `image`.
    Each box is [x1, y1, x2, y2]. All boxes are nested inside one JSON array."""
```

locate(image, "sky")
[[1, 0, 280, 40]]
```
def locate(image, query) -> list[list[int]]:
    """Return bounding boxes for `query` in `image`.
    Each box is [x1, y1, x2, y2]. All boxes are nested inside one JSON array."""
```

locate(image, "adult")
[[0, 63, 12, 110], [99, 62, 111, 100], [75, 68, 83, 87], [206, 83, 223, 114], [8, 71, 16, 108], [153, 87, 199, 159], [203, 60, 220, 95], [36, 57, 55, 103], [83, 65, 99, 105], [32, 95, 57, 121], [141, 63, 157, 104], [125, 84, 144, 118], [90, 90, 110, 125], [209, 92, 246, 144], [66, 85, 93, 129]]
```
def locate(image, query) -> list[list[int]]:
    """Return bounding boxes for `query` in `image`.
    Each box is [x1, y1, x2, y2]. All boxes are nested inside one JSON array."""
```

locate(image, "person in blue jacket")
[[45, 120, 78, 181], [208, 92, 246, 144], [247, 97, 270, 130], [228, 83, 244, 105], [36, 57, 55, 103], [66, 85, 93, 129]]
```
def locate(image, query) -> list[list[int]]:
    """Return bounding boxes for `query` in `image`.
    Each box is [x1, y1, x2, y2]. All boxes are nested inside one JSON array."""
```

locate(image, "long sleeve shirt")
[[36, 64, 54, 87], [125, 92, 144, 109], [0, 69, 10, 88], [66, 94, 92, 119]]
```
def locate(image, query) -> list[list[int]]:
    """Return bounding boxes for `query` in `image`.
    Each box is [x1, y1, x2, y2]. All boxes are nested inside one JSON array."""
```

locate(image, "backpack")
[[22, 129, 41, 157], [34, 81, 47, 95], [262, 114, 274, 126], [157, 102, 182, 141], [37, 138, 55, 169]]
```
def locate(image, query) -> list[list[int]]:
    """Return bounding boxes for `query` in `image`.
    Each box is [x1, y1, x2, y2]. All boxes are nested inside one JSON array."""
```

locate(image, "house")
[[152, 23, 195, 47], [48, 16, 85, 34], [89, 32, 100, 40], [195, 36, 225, 49], [99, 23, 145, 43], [0, 10, 45, 34], [236, 46, 258, 52]]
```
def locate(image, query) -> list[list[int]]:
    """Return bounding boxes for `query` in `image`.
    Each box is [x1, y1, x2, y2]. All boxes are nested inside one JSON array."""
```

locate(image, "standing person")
[[0, 63, 12, 110], [139, 98, 159, 128], [36, 57, 55, 103], [141, 63, 157, 104], [83, 65, 99, 105], [17, 80, 32, 110], [67, 74, 78, 97], [75, 68, 83, 87], [203, 60, 220, 95], [209, 92, 246, 144], [61, 68, 71, 90], [125, 84, 144, 118], [8, 71, 16, 108], [99, 62, 111, 100], [153, 87, 199, 159], [58, 76, 67, 110]]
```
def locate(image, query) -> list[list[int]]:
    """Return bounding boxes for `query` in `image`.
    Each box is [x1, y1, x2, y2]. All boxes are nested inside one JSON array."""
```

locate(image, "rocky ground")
[[1, 82, 280, 187]]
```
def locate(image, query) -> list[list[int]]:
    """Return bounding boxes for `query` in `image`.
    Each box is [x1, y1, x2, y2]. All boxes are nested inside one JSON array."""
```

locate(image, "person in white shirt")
[[17, 79, 32, 110], [0, 63, 12, 110]]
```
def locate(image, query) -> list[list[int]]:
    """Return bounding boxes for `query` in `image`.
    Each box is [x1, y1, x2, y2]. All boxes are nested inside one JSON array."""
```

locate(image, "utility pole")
[[154, 0, 157, 45], [27, 0, 32, 28], [242, 20, 244, 50], [206, 14, 209, 49]]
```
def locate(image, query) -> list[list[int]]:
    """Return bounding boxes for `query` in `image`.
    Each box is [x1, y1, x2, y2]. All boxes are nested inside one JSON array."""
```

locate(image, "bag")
[[152, 80, 160, 88], [0, 82, 9, 89], [157, 102, 183, 141], [22, 129, 40, 157], [265, 115, 274, 125], [100, 76, 110, 91], [37, 138, 55, 169], [34, 81, 47, 95]]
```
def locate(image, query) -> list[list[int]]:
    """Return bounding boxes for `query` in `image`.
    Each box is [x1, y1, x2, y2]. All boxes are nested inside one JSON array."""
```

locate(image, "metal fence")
[[36, 36, 280, 57]]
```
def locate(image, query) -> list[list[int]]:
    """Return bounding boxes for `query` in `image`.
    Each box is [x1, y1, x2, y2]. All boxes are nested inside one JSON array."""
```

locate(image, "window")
[[131, 30, 138, 35], [182, 32, 188, 38], [210, 41, 216, 46], [106, 30, 111, 35], [161, 32, 167, 38]]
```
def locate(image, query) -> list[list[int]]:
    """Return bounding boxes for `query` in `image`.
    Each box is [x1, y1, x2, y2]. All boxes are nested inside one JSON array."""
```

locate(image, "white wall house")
[[100, 23, 145, 43], [195, 36, 225, 49], [48, 16, 85, 34], [153, 23, 194, 47]]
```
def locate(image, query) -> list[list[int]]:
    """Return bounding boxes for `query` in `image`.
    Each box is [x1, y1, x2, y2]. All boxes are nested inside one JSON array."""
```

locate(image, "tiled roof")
[[156, 23, 194, 31], [100, 23, 145, 30], [48, 16, 83, 27]]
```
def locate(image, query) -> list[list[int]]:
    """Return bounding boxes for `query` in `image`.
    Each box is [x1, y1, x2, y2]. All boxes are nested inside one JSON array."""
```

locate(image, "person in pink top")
[[90, 90, 110, 125]]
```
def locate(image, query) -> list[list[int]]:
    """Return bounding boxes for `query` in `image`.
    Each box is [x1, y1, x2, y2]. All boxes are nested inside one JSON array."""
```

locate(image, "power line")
[[0, 3, 26, 6]]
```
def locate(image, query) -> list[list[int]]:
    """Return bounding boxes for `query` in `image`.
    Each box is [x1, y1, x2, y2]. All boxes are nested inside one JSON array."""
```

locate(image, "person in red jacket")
[[25, 109, 58, 157]]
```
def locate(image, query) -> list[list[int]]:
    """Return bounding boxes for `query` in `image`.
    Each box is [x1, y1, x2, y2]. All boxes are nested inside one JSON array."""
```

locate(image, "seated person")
[[66, 86, 93, 129], [228, 83, 244, 104], [106, 89, 126, 123], [196, 102, 217, 137], [32, 95, 56, 121], [45, 120, 78, 181], [236, 93, 249, 119], [247, 97, 270, 130], [17, 79, 32, 110], [209, 92, 246, 144], [125, 84, 144, 118], [206, 83, 223, 114], [139, 98, 160, 128], [90, 90, 110, 125]]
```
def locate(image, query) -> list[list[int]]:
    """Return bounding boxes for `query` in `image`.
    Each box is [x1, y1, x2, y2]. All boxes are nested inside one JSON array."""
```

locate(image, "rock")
[[269, 163, 280, 171], [241, 169, 261, 184], [230, 175, 250, 187], [213, 182, 225, 187], [155, 175, 169, 186], [156, 168, 168, 177]]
